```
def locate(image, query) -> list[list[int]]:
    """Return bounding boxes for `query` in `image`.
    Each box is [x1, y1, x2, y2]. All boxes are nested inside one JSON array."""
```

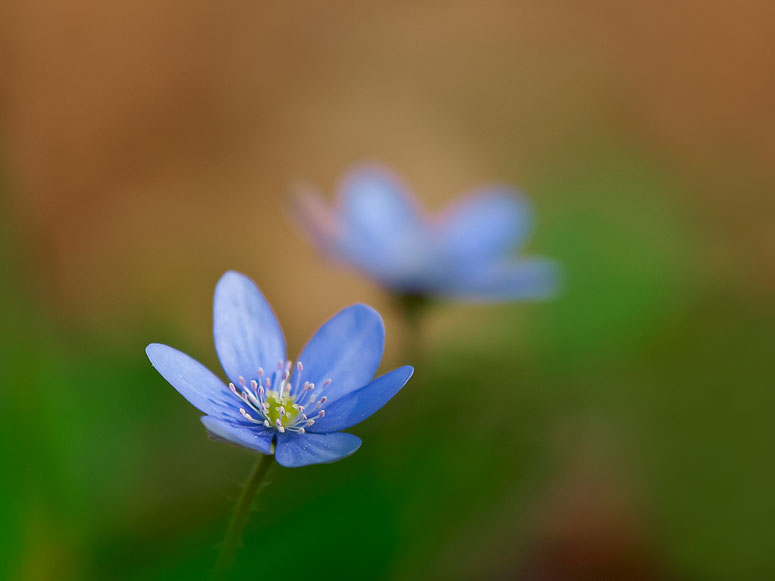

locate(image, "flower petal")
[[201, 416, 274, 455], [337, 166, 431, 286], [213, 271, 286, 385], [274, 432, 362, 467], [308, 366, 413, 433], [146, 343, 233, 417], [442, 258, 561, 301], [289, 185, 341, 261], [435, 187, 533, 263], [294, 304, 384, 403]]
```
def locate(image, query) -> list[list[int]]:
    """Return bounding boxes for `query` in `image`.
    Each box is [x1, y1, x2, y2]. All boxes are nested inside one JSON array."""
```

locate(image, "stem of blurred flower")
[[394, 293, 430, 364], [214, 454, 274, 578]]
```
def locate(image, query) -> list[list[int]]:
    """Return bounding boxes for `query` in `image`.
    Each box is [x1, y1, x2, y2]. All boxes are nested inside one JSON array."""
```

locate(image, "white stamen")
[[240, 408, 261, 423], [247, 391, 261, 408]]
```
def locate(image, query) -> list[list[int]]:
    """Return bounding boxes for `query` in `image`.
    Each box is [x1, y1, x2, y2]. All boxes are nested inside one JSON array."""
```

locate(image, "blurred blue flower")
[[293, 166, 560, 301], [146, 271, 413, 468]]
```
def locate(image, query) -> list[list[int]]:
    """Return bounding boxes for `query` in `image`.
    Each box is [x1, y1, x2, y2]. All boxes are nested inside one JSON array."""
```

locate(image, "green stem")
[[214, 454, 273, 578], [394, 293, 430, 364]]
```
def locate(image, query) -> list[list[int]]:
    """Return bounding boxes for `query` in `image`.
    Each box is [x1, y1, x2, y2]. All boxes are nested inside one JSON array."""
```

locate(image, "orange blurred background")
[[3, 1, 773, 337]]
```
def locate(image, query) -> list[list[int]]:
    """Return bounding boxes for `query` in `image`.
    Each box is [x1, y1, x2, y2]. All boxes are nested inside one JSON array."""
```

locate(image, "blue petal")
[[201, 416, 274, 454], [308, 366, 413, 433], [337, 166, 430, 286], [442, 259, 561, 301], [146, 343, 233, 417], [213, 271, 286, 385], [435, 187, 533, 264], [275, 432, 362, 467], [294, 304, 384, 403], [289, 186, 340, 261]]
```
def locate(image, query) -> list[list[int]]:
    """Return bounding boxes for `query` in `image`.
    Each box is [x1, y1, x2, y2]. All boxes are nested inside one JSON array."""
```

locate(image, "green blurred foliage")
[[0, 139, 773, 581]]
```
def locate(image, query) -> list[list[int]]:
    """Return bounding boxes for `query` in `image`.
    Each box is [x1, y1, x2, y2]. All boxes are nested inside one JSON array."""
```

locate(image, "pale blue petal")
[[146, 343, 233, 417], [201, 416, 274, 455], [308, 366, 413, 433], [442, 258, 561, 301], [294, 304, 384, 403], [337, 166, 430, 286], [289, 186, 341, 261], [275, 432, 362, 467], [435, 188, 532, 264], [213, 271, 286, 385]]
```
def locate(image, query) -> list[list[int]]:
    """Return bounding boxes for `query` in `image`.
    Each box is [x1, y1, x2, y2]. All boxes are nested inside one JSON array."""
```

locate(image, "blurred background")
[[1, 2, 774, 579]]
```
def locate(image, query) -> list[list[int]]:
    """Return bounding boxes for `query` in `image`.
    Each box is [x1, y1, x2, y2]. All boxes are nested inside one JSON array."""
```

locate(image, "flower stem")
[[214, 454, 273, 578], [394, 293, 431, 364]]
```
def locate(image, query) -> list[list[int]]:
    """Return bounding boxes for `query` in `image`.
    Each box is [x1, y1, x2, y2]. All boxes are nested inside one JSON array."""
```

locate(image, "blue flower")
[[146, 271, 413, 468], [293, 165, 560, 301]]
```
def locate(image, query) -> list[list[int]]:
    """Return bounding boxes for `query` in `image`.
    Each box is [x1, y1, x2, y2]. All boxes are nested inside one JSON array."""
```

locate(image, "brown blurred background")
[[2, 1, 773, 339]]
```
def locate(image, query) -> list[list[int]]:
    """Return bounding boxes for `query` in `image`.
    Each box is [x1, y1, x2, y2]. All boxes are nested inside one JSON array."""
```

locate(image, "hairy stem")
[[214, 454, 273, 578]]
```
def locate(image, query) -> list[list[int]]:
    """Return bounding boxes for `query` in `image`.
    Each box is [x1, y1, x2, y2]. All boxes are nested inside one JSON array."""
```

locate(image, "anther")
[[322, 379, 332, 388], [320, 396, 327, 404], [257, 367, 264, 377], [306, 419, 315, 426], [318, 410, 326, 418], [279, 406, 286, 417], [298, 427, 306, 434], [258, 385, 264, 397], [297, 361, 303, 372], [239, 376, 246, 387]]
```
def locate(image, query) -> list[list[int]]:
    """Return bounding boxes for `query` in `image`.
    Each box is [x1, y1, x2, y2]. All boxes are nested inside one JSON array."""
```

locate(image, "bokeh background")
[[1, 2, 774, 579]]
